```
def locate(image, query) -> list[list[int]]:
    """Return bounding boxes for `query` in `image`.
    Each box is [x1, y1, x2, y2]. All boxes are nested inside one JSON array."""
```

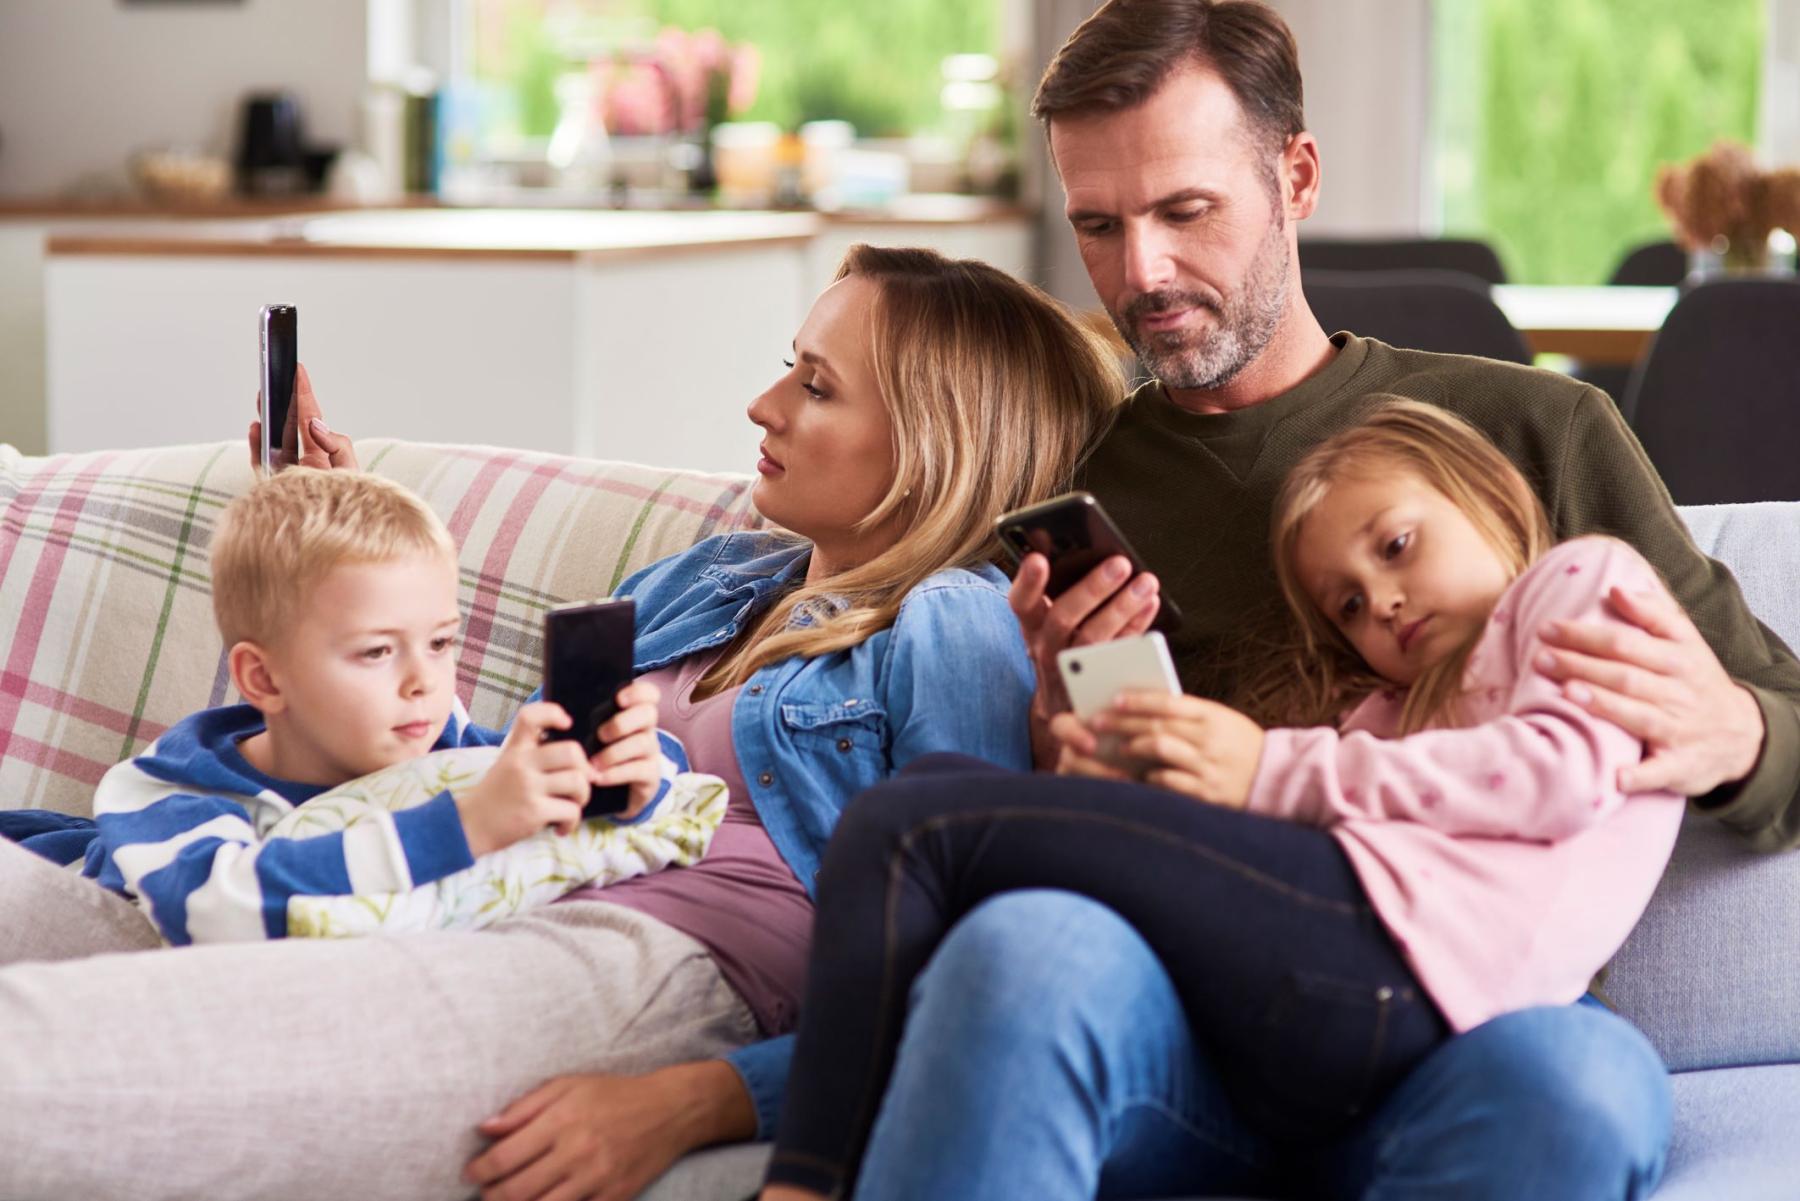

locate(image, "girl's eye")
[[782, 357, 795, 369], [1338, 593, 1364, 623], [361, 645, 392, 661], [1384, 532, 1411, 559], [431, 636, 456, 653]]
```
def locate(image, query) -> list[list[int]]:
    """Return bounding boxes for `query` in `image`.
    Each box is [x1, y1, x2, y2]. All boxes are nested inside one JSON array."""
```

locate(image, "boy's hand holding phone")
[[456, 702, 591, 857], [588, 680, 666, 820]]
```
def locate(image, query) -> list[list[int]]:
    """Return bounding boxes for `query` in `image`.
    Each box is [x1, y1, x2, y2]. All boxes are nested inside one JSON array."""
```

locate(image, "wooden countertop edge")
[[46, 231, 819, 262], [8, 197, 1035, 225], [0, 197, 438, 220]]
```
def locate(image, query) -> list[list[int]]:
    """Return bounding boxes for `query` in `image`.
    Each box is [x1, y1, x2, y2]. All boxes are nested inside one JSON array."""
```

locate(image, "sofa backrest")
[[1606, 501, 1800, 1072], [0, 440, 759, 816]]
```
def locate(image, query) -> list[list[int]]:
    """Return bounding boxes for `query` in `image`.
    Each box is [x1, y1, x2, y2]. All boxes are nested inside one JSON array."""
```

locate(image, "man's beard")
[[1115, 218, 1292, 392]]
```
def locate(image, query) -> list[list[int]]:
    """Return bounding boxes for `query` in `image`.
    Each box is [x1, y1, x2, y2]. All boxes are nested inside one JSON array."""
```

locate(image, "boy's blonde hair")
[[211, 468, 457, 648], [1244, 398, 1553, 734]]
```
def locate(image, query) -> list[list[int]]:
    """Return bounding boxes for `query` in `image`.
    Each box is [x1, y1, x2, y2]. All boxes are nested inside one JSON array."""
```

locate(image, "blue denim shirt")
[[615, 531, 1035, 1134]]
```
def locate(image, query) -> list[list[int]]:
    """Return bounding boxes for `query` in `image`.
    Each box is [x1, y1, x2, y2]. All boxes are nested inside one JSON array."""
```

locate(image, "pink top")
[[562, 655, 814, 1035], [1247, 537, 1684, 1032]]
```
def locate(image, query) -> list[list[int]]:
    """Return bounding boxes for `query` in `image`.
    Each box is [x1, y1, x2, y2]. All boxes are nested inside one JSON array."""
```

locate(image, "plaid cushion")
[[0, 440, 759, 816]]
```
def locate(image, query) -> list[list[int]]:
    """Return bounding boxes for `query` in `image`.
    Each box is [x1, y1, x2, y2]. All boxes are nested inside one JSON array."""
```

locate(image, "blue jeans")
[[855, 891, 1671, 1201]]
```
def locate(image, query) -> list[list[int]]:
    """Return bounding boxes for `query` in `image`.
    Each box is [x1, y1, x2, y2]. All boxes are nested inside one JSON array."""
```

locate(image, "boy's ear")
[[228, 641, 285, 715]]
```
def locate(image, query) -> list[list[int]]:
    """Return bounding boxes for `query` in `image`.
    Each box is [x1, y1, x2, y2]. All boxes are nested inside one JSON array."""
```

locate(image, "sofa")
[[1, 439, 1796, 1200]]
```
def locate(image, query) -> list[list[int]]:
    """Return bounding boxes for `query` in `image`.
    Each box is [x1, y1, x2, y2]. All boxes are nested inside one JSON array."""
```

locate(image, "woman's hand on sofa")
[[248, 362, 360, 472], [466, 1061, 758, 1201]]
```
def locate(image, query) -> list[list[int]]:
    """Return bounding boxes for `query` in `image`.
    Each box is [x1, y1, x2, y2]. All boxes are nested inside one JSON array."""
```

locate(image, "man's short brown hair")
[[1033, 0, 1305, 157]]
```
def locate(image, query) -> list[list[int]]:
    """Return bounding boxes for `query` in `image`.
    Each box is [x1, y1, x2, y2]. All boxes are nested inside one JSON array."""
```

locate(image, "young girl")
[[760, 398, 1686, 1200]]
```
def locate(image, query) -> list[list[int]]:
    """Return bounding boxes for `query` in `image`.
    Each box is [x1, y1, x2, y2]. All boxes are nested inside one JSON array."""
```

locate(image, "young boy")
[[78, 468, 667, 947]]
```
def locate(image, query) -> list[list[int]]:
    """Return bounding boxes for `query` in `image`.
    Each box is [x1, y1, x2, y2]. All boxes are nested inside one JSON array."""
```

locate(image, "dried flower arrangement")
[[1655, 141, 1800, 269]]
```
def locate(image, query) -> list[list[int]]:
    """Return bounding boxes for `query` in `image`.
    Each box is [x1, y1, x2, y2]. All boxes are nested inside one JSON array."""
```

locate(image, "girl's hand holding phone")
[[1055, 692, 1266, 809], [587, 681, 666, 820]]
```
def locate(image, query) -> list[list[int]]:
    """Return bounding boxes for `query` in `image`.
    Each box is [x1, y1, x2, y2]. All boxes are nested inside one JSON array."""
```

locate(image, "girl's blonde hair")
[[700, 244, 1125, 694], [212, 467, 456, 648], [1248, 398, 1553, 734]]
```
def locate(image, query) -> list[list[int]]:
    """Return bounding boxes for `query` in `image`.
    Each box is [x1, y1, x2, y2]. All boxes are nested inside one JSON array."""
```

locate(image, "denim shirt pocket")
[[778, 700, 890, 756]]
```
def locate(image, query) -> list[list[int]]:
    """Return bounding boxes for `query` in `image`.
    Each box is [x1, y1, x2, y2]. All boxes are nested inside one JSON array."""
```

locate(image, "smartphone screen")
[[259, 304, 298, 476], [996, 491, 1183, 632], [542, 598, 638, 817]]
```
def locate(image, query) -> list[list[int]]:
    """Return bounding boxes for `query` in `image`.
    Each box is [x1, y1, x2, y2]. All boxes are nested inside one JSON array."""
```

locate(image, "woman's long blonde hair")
[[1245, 398, 1554, 734], [699, 244, 1126, 694]]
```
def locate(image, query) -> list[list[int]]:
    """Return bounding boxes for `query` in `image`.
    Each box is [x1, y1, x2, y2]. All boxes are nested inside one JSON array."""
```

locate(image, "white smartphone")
[[1057, 632, 1182, 769]]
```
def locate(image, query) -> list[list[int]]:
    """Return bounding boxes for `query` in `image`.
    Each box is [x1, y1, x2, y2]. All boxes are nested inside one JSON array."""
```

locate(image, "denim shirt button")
[[836, 738, 853, 752], [758, 771, 774, 787], [749, 684, 764, 696]]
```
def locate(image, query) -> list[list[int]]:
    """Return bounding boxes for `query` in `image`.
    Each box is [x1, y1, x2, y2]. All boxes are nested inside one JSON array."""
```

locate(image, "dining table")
[[1490, 284, 1678, 365]]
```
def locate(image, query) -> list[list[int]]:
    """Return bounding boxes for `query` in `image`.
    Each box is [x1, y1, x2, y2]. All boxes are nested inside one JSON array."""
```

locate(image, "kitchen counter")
[[26, 201, 1036, 468], [46, 208, 823, 263]]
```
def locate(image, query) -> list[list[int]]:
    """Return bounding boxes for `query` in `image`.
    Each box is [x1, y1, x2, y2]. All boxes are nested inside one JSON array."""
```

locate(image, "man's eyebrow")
[[1067, 187, 1226, 224]]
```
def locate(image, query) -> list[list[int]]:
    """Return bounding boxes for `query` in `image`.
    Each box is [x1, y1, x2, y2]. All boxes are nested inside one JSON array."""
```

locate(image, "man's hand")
[[456, 703, 590, 857], [1536, 584, 1765, 795], [465, 1062, 757, 1201], [589, 681, 666, 819], [248, 363, 359, 472], [1009, 553, 1162, 766]]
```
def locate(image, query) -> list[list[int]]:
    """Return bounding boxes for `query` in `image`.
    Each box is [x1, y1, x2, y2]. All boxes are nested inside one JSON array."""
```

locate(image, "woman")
[[0, 246, 1122, 1201]]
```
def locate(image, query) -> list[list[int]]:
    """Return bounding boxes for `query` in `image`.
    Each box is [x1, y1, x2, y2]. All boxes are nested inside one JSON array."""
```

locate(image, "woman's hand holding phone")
[[587, 680, 666, 820], [247, 363, 359, 473]]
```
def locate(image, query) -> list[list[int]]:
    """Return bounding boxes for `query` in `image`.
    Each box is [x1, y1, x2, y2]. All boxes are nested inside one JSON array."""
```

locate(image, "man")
[[841, 2, 1800, 1199]]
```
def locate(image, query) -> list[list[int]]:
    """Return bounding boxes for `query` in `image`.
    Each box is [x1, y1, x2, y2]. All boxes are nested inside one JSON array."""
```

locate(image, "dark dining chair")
[[1577, 241, 1690, 410], [1298, 237, 1509, 286], [1609, 239, 1688, 287], [1624, 278, 1800, 504], [1302, 269, 1533, 365]]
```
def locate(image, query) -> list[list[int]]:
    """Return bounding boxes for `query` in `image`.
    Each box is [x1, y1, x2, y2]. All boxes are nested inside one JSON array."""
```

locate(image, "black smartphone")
[[995, 490, 1183, 633], [542, 598, 638, 817], [258, 303, 298, 477]]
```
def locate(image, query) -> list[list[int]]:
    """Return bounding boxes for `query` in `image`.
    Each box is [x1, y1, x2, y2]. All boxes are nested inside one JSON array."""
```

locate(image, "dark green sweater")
[[1075, 333, 1800, 851]]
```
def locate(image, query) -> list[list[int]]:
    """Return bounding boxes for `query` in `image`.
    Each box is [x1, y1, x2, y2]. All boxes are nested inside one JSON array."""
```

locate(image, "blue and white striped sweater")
[[84, 700, 681, 945]]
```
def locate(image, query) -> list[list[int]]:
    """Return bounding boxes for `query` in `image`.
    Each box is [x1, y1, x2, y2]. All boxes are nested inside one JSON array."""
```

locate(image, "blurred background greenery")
[[474, 0, 997, 140], [1434, 0, 1765, 284]]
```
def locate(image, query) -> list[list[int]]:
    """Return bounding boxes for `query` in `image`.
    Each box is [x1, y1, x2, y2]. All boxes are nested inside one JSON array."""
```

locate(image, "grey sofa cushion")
[[639, 1144, 767, 1201], [1653, 1064, 1800, 1200], [1604, 503, 1800, 1072]]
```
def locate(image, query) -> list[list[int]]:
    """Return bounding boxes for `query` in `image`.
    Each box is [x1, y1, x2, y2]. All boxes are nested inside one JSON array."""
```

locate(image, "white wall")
[[1767, 0, 1800, 165], [1280, 0, 1431, 236], [1030, 0, 1434, 308], [0, 0, 369, 196]]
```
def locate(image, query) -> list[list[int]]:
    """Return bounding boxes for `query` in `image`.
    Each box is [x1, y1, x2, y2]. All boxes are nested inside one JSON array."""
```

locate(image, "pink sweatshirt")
[[1247, 536, 1684, 1032]]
